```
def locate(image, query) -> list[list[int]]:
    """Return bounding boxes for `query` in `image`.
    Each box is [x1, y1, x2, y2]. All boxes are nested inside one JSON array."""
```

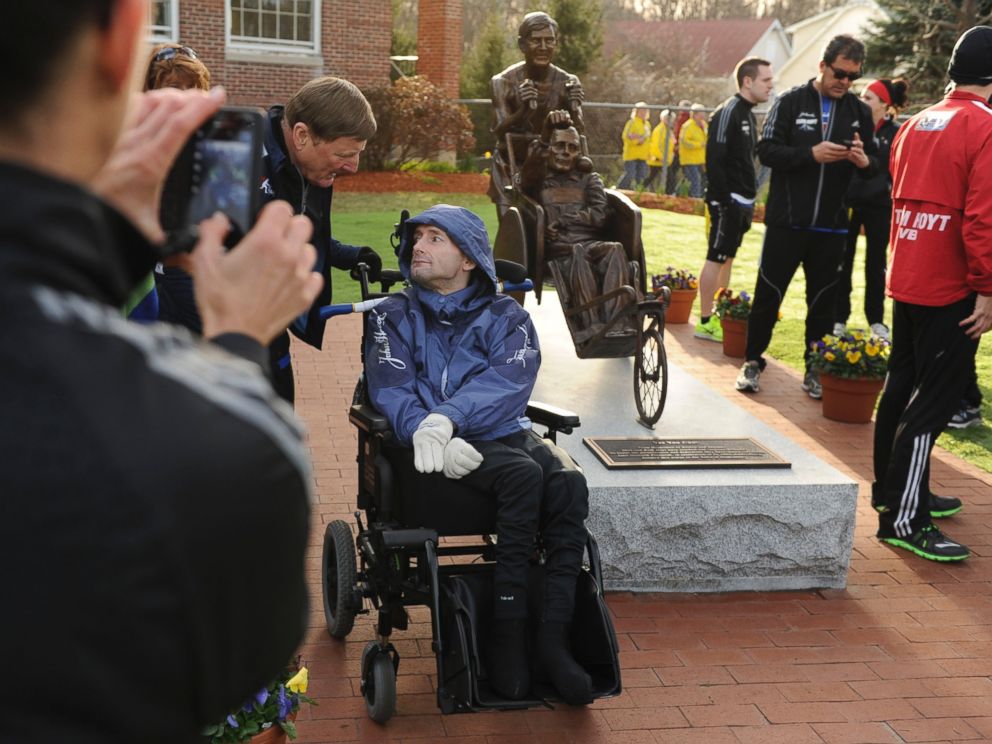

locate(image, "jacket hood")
[[399, 205, 497, 292]]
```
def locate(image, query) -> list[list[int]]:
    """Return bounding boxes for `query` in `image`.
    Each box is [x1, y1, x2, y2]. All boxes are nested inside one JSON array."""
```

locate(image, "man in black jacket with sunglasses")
[[735, 34, 878, 398]]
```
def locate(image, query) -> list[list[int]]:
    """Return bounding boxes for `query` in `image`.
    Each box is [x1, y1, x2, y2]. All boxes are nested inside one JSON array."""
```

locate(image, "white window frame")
[[148, 0, 179, 41], [225, 0, 321, 57]]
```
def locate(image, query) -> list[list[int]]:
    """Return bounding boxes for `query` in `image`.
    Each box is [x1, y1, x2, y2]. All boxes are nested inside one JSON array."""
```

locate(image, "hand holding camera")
[[192, 202, 323, 345]]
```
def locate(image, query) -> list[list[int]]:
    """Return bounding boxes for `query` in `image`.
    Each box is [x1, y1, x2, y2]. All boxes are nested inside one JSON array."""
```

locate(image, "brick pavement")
[[291, 314, 992, 744]]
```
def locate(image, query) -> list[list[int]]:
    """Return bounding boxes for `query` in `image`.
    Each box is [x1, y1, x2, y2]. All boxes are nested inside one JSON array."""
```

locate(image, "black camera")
[[841, 139, 854, 149], [160, 106, 266, 253]]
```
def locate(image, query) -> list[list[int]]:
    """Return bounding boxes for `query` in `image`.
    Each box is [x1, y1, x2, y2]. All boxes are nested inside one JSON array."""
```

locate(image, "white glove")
[[412, 413, 454, 473], [442, 438, 484, 479]]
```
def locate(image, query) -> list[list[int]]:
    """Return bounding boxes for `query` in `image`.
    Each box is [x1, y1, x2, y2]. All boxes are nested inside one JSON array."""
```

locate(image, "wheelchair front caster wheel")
[[322, 520, 358, 638], [361, 642, 397, 724]]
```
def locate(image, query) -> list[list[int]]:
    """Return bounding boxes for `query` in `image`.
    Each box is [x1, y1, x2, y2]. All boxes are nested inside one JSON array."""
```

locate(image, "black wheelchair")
[[492, 131, 670, 428], [319, 260, 622, 724]]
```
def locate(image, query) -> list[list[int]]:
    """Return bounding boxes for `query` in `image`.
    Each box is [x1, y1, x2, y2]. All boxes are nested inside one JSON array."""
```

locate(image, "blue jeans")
[[684, 165, 704, 197], [617, 159, 647, 189]]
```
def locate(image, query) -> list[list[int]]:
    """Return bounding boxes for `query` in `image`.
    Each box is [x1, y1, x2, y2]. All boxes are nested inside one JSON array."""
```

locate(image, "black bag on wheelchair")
[[437, 556, 622, 713]]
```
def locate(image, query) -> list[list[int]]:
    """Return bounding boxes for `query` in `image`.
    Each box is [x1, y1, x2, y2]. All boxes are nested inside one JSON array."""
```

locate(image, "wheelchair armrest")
[[349, 403, 392, 435], [527, 401, 581, 432]]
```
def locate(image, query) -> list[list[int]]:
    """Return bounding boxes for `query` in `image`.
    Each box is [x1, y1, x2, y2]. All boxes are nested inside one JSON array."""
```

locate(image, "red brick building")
[[148, 0, 392, 106]]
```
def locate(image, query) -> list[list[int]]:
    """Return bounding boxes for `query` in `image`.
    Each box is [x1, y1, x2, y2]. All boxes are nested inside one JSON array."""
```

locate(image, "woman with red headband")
[[833, 77, 909, 340]]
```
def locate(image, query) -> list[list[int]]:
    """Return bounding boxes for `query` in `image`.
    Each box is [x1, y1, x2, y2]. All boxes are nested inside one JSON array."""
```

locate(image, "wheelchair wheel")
[[634, 326, 667, 427], [322, 520, 358, 639], [361, 642, 397, 724]]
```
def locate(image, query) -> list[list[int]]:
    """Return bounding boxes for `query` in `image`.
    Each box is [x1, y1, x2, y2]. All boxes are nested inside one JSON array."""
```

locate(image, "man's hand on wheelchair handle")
[[442, 438, 483, 479], [350, 247, 382, 283], [412, 413, 454, 473]]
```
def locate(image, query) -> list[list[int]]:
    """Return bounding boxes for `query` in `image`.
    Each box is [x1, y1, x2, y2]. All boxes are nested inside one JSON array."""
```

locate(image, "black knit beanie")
[[948, 26, 992, 85]]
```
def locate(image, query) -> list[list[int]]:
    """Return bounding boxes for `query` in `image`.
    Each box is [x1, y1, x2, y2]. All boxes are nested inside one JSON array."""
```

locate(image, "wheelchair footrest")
[[382, 528, 438, 549]]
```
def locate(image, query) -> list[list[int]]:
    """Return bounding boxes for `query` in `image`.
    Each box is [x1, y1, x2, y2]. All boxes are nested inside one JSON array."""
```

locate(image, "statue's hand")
[[518, 79, 538, 109], [542, 109, 572, 141], [545, 222, 560, 241], [565, 80, 584, 106]]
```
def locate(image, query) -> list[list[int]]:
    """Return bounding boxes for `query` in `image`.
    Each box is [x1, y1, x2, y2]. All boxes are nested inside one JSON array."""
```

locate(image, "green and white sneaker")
[[880, 525, 969, 562], [694, 316, 723, 342]]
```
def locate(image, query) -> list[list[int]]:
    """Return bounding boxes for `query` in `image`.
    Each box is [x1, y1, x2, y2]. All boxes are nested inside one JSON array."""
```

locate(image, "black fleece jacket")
[[757, 80, 879, 230], [0, 161, 311, 743]]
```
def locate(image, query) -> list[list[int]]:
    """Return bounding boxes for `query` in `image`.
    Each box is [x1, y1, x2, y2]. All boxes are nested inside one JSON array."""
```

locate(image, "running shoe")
[[929, 494, 963, 518], [693, 316, 723, 343], [802, 369, 822, 400], [870, 322, 890, 341], [880, 525, 969, 562], [947, 406, 982, 429], [735, 361, 760, 393]]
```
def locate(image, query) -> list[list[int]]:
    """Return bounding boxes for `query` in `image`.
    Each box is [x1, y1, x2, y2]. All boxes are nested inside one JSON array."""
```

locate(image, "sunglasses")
[[827, 64, 861, 82], [153, 46, 198, 63]]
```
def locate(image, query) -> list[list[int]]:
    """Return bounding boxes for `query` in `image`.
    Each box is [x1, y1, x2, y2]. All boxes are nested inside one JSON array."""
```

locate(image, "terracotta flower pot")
[[663, 287, 697, 324], [248, 713, 297, 744], [820, 373, 885, 423], [720, 317, 747, 357]]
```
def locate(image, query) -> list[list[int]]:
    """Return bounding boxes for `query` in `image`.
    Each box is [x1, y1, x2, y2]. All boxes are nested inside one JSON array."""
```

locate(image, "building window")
[[149, 0, 178, 40], [228, 0, 318, 53]]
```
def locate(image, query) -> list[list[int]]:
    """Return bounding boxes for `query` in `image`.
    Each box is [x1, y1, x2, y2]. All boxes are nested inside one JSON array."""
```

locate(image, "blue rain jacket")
[[365, 205, 540, 446]]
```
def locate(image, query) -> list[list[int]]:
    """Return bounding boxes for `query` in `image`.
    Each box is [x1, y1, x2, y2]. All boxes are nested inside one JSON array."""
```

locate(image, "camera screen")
[[187, 120, 255, 232]]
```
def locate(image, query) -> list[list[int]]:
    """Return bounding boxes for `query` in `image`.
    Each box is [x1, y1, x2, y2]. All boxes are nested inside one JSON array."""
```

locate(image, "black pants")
[[666, 156, 681, 195], [835, 205, 890, 326], [874, 296, 979, 538], [392, 429, 589, 623], [746, 225, 846, 369]]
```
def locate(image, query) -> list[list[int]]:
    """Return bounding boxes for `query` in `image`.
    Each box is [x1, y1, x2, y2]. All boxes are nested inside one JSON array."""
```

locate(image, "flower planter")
[[720, 317, 747, 357], [663, 287, 697, 324], [250, 722, 290, 744], [820, 373, 884, 423]]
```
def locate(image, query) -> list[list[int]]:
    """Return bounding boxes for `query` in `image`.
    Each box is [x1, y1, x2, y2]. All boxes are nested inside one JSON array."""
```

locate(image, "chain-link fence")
[[459, 98, 774, 195]]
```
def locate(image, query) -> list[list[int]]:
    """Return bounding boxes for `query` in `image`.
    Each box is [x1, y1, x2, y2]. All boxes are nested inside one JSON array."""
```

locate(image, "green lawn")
[[330, 192, 991, 473]]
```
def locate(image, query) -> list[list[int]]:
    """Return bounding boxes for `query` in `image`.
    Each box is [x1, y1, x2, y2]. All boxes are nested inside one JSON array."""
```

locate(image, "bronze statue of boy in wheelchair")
[[520, 110, 641, 342]]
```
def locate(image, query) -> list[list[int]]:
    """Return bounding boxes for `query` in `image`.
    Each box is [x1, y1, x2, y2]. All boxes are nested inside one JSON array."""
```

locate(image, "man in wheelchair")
[[364, 204, 594, 705], [520, 110, 640, 340]]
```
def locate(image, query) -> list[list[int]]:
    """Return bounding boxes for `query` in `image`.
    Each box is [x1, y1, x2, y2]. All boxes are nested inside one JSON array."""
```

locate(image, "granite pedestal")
[[529, 292, 858, 592]]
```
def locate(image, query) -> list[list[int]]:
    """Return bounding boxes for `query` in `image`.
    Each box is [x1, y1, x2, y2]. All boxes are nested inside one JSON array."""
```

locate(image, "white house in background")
[[775, 0, 886, 91], [604, 18, 793, 96]]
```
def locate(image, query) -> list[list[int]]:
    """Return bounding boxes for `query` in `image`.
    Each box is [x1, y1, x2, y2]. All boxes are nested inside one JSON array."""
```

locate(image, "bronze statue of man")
[[521, 110, 636, 339], [489, 11, 584, 215]]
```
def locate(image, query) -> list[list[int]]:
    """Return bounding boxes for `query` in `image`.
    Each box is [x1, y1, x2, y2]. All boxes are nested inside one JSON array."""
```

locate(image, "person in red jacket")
[[873, 26, 992, 562]]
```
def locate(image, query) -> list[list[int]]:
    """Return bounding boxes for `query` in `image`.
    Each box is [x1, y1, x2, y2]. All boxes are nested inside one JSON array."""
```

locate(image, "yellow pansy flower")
[[865, 344, 879, 357], [286, 667, 309, 694], [824, 351, 836, 362], [846, 350, 862, 364]]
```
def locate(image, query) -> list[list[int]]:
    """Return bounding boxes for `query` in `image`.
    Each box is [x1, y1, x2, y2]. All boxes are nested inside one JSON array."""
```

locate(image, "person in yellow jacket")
[[616, 102, 650, 189], [679, 103, 708, 197], [644, 109, 676, 192]]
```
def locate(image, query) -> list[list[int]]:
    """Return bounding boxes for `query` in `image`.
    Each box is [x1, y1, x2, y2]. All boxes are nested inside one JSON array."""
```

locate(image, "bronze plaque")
[[583, 437, 791, 470]]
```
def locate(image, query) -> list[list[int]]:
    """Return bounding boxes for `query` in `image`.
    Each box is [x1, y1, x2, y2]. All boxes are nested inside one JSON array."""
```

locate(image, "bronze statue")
[[521, 111, 637, 340], [489, 12, 584, 215]]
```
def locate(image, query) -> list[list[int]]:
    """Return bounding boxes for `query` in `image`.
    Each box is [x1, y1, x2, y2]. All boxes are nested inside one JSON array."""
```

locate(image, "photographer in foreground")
[[0, 1, 320, 741]]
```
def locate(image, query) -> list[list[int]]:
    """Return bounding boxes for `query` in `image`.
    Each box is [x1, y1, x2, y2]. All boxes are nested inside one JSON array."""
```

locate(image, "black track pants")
[[835, 205, 890, 326], [746, 225, 846, 369], [874, 296, 979, 538], [393, 429, 589, 622]]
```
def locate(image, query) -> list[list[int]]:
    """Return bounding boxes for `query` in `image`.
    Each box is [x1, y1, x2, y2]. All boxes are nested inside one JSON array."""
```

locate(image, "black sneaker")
[[930, 494, 963, 518], [736, 361, 760, 393], [947, 406, 982, 429], [880, 525, 970, 562]]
